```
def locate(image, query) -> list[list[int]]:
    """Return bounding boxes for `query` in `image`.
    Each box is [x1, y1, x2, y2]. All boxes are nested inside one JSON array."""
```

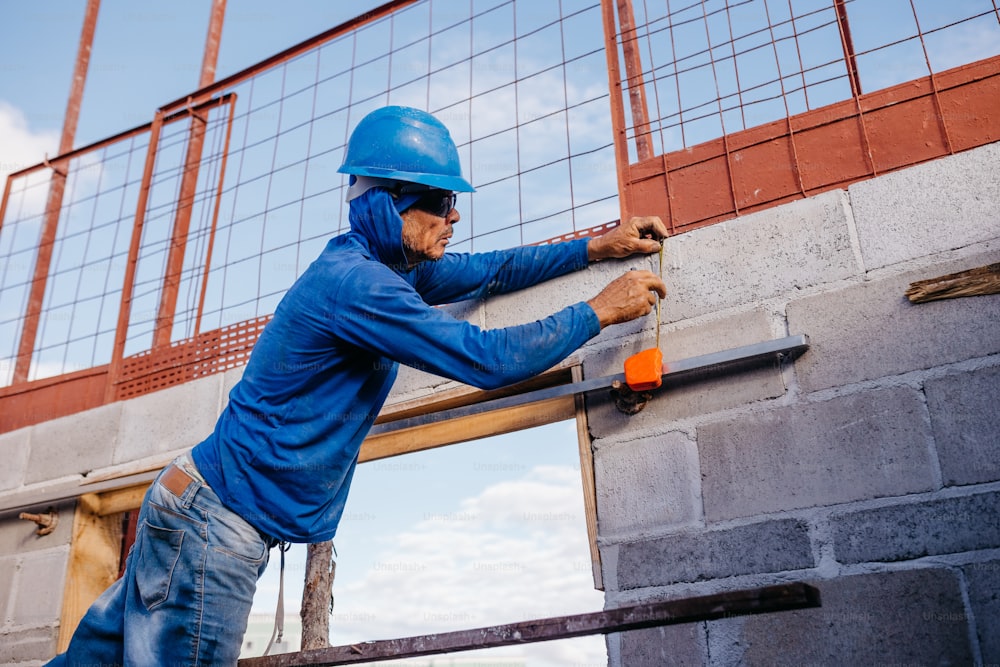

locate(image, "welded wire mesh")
[[616, 0, 1000, 159], [1, 0, 997, 391]]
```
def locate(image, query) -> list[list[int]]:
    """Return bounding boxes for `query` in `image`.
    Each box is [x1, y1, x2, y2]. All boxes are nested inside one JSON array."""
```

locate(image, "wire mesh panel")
[[0, 133, 152, 383]]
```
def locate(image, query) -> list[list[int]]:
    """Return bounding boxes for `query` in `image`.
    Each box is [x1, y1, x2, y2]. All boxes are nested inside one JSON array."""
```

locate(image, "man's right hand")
[[586, 270, 667, 328]]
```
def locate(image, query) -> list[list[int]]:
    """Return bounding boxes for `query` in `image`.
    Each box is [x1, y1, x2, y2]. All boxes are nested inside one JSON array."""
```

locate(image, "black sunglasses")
[[409, 190, 457, 217]]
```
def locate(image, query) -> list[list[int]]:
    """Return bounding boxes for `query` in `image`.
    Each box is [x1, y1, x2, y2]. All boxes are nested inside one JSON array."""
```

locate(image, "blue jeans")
[[48, 454, 276, 666]]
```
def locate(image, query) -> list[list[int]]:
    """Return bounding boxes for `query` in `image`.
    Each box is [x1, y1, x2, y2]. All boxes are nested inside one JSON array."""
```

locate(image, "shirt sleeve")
[[328, 260, 601, 390], [410, 238, 591, 306]]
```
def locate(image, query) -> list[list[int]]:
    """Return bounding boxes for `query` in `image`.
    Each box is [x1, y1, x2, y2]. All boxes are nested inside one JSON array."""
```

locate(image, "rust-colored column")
[[152, 0, 227, 347], [834, 0, 863, 98], [616, 0, 653, 162], [13, 0, 101, 383]]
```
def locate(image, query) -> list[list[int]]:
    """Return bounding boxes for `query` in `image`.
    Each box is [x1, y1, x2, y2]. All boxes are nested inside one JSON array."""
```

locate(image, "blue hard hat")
[[338, 106, 475, 193]]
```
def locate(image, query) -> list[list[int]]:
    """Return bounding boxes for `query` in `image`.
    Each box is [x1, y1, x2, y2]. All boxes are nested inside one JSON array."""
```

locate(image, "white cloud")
[[0, 101, 58, 188], [255, 464, 606, 666]]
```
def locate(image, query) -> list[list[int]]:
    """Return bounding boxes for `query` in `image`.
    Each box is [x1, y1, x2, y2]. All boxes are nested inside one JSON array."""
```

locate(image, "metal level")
[[239, 582, 821, 666], [368, 334, 809, 436]]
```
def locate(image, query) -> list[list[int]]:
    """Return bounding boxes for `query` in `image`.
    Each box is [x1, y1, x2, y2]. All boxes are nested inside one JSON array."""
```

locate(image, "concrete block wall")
[[587, 142, 1000, 666], [0, 142, 997, 664]]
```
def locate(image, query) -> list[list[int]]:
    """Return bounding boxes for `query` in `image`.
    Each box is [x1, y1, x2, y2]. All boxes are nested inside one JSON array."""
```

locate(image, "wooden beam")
[[572, 366, 603, 590], [57, 494, 123, 652], [239, 582, 821, 666], [906, 263, 1000, 303]]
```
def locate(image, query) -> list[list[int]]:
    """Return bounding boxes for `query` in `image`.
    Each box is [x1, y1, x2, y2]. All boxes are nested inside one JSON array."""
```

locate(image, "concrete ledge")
[[114, 374, 223, 464], [787, 249, 1000, 392], [617, 518, 813, 589], [925, 364, 1000, 486], [723, 569, 974, 665], [0, 428, 30, 493], [831, 490, 1000, 564], [850, 142, 1000, 270], [25, 402, 121, 484], [698, 386, 936, 521]]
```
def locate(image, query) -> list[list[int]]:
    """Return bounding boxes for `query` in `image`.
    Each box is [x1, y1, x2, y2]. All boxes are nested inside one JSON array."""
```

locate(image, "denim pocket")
[[135, 522, 185, 610], [208, 508, 268, 564]]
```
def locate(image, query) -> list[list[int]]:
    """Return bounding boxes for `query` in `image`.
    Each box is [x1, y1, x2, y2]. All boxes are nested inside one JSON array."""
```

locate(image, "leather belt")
[[160, 464, 198, 498]]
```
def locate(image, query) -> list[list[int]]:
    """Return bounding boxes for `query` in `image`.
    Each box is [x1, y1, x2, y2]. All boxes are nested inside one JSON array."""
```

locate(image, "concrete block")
[[0, 554, 14, 618], [11, 548, 68, 627], [963, 559, 1000, 663], [722, 569, 973, 665], [850, 142, 1000, 269], [586, 310, 786, 440], [788, 250, 1000, 392], [0, 427, 30, 492], [698, 386, 935, 521], [617, 519, 813, 589], [594, 432, 701, 537], [25, 402, 121, 484], [115, 374, 223, 464], [831, 491, 1000, 564], [660, 189, 859, 321], [0, 626, 58, 664], [0, 500, 74, 558], [484, 251, 655, 340], [221, 365, 246, 409], [925, 365, 1000, 486], [619, 622, 705, 667]]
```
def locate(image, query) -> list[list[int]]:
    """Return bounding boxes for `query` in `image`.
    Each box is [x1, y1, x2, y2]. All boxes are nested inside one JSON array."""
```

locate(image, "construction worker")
[[49, 105, 667, 665]]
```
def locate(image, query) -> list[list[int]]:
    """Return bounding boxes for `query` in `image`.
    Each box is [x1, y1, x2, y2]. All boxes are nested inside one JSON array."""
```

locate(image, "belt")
[[160, 464, 199, 498]]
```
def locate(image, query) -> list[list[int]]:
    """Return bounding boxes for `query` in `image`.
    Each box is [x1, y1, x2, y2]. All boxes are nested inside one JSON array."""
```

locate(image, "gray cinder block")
[[616, 518, 813, 589], [787, 250, 1000, 392], [831, 491, 1000, 563], [25, 402, 121, 484], [594, 432, 701, 537], [850, 142, 1000, 270], [660, 189, 859, 322], [115, 374, 223, 463], [925, 365, 1000, 486], [723, 569, 974, 665], [0, 625, 59, 664], [963, 559, 1000, 663], [0, 427, 30, 492], [698, 386, 936, 521], [619, 622, 706, 667], [10, 548, 68, 627]]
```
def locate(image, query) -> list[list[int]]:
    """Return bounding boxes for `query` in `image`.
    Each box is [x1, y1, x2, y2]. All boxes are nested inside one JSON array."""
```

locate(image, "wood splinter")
[[906, 263, 1000, 304]]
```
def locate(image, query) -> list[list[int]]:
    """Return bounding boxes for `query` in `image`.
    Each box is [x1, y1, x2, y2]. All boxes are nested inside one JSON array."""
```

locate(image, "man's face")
[[400, 195, 460, 266]]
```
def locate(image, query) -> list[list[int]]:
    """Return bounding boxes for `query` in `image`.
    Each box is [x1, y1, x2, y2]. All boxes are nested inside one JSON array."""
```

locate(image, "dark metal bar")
[[12, 0, 100, 383], [239, 582, 821, 666], [368, 335, 809, 437]]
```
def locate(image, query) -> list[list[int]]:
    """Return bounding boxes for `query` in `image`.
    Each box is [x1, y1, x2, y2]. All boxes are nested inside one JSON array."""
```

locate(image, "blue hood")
[[348, 187, 410, 272]]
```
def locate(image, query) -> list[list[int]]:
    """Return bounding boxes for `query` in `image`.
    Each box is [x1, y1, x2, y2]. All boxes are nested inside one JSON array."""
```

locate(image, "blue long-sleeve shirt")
[[192, 189, 601, 542]]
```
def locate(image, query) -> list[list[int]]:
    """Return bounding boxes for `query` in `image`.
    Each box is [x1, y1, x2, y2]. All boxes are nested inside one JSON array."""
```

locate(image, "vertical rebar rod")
[[834, 0, 862, 98], [152, 0, 227, 348], [13, 0, 100, 383], [616, 0, 653, 162]]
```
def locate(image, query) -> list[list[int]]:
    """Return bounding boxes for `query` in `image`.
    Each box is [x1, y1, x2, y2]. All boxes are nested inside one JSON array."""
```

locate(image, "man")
[[50, 105, 667, 665]]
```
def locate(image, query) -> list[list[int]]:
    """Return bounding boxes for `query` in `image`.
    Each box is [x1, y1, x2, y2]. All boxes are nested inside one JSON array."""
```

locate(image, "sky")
[[0, 2, 607, 664], [1, 1, 998, 664]]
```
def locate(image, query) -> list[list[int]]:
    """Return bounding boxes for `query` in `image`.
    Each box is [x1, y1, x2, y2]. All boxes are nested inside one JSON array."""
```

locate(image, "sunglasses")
[[408, 190, 457, 217]]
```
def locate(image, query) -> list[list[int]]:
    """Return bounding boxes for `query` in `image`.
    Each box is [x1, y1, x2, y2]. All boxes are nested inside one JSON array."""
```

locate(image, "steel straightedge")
[[369, 334, 810, 435], [239, 582, 820, 666]]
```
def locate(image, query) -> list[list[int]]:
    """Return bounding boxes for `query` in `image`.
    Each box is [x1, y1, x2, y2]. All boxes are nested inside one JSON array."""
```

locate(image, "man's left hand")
[[587, 216, 668, 261]]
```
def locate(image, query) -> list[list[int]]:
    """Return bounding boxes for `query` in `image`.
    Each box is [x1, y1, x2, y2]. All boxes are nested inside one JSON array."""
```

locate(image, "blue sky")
[[0, 3, 606, 664], [2, 1, 998, 663]]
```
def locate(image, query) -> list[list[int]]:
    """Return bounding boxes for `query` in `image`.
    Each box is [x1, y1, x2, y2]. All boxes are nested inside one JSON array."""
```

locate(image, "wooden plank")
[[57, 494, 123, 652], [94, 483, 149, 517], [239, 582, 821, 667], [572, 366, 603, 590], [359, 396, 575, 462]]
